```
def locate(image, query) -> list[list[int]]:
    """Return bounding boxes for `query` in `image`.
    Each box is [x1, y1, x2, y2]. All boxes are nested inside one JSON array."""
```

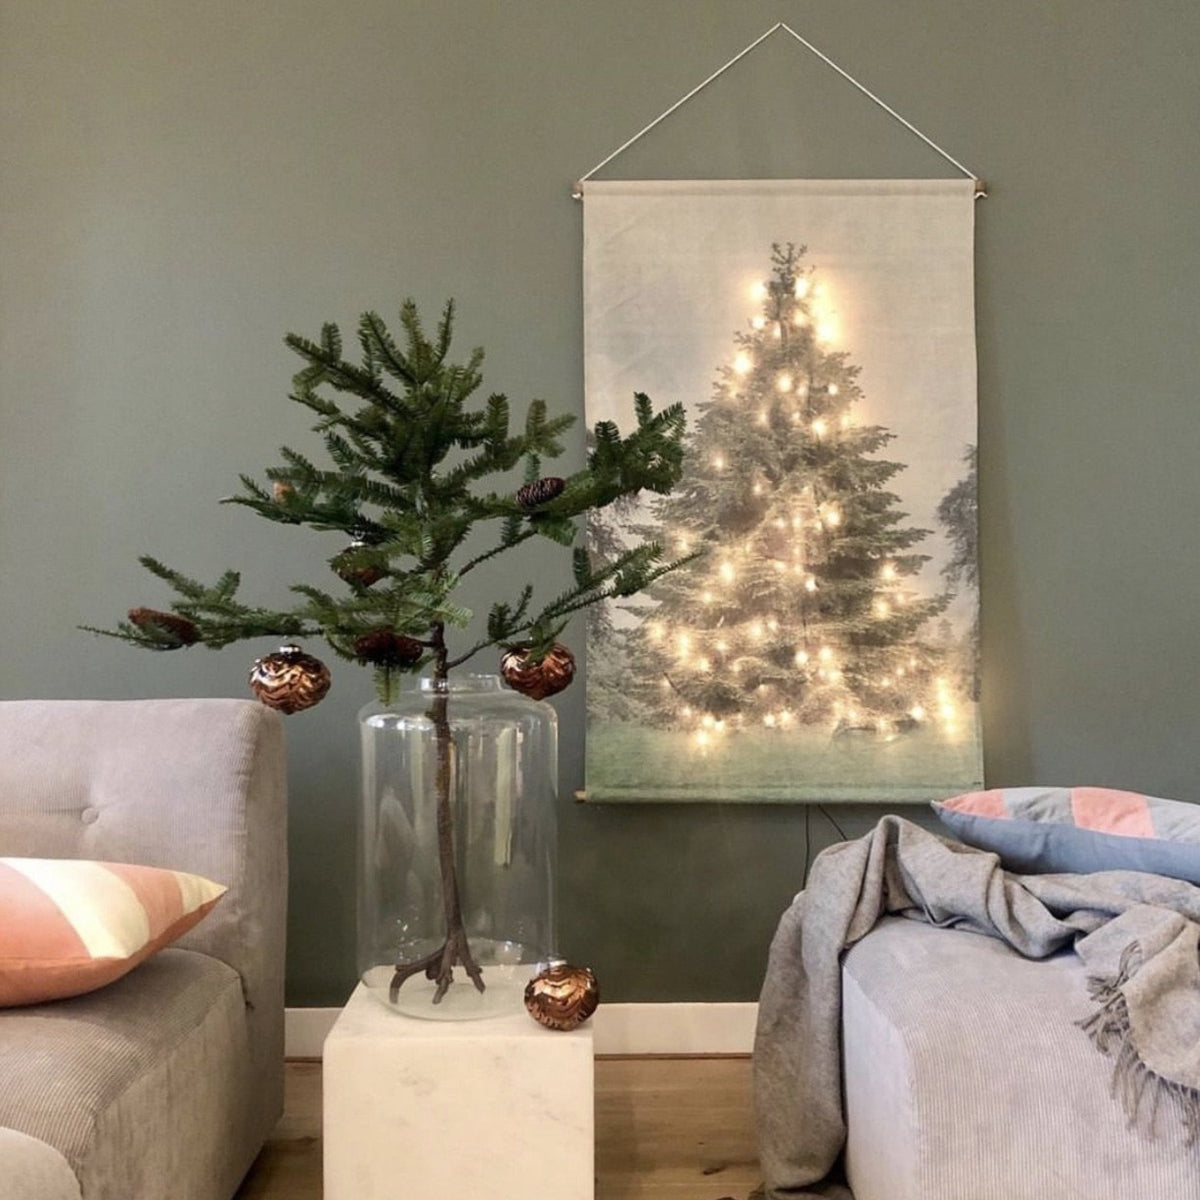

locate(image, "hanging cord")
[[573, 22, 986, 199]]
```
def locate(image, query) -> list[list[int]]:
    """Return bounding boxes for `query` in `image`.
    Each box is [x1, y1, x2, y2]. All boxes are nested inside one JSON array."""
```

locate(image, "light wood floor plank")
[[236, 1056, 761, 1199]]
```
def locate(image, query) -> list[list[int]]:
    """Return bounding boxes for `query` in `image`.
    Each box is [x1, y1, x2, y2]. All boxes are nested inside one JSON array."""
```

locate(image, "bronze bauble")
[[500, 642, 576, 700], [127, 607, 199, 648], [332, 542, 386, 589], [524, 963, 599, 1031], [248, 644, 331, 714]]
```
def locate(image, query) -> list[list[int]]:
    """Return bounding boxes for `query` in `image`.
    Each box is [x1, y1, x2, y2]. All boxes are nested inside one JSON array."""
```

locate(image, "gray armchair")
[[0, 699, 287, 1200]]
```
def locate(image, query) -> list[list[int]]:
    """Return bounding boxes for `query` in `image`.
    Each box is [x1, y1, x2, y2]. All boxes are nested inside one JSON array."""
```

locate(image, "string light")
[[804, 576, 818, 592], [827, 383, 839, 396], [712, 453, 725, 470], [734, 352, 753, 376], [811, 418, 827, 439], [776, 372, 793, 393], [719, 561, 735, 584], [794, 277, 811, 299]]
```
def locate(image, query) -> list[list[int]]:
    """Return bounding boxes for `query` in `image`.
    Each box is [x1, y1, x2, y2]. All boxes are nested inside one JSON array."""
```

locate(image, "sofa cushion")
[[932, 786, 1200, 883], [0, 948, 263, 1200], [841, 916, 1200, 1200], [0, 857, 225, 1006]]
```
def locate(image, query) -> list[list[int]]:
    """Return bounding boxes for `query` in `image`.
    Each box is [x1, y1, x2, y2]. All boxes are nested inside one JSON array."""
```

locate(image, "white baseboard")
[[286, 1000, 757, 1059]]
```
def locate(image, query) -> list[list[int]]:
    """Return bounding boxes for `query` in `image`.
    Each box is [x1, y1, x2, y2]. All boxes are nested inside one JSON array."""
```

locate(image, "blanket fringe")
[[1078, 941, 1200, 1146]]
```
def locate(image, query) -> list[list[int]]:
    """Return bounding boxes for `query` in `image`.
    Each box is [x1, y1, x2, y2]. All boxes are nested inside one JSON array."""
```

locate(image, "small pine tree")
[[85, 298, 688, 1003], [625, 244, 950, 737]]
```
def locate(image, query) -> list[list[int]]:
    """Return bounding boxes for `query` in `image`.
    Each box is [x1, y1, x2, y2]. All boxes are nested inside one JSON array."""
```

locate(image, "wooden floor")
[[236, 1056, 761, 1199]]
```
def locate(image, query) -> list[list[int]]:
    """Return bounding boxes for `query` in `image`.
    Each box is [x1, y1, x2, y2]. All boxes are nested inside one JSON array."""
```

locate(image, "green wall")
[[3, 2, 1198, 1005]]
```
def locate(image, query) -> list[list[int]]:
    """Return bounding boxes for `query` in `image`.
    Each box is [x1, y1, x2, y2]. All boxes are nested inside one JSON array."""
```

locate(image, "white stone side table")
[[324, 983, 595, 1199]]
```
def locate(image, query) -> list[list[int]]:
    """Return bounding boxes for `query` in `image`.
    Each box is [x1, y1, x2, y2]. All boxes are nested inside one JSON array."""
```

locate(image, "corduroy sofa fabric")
[[0, 699, 287, 1200], [842, 916, 1200, 1199]]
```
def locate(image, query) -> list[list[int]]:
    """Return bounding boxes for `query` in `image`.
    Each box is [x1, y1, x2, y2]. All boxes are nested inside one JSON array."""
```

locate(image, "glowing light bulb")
[[719, 561, 735, 584], [712, 453, 725, 470], [827, 383, 839, 396], [734, 352, 753, 376], [818, 322, 836, 344], [697, 657, 711, 672], [818, 646, 833, 663], [677, 633, 690, 654], [874, 599, 891, 618], [824, 507, 841, 527], [751, 281, 768, 301], [881, 562, 897, 581], [715, 639, 728, 653], [714, 720, 726, 733], [757, 410, 769, 426], [792, 311, 808, 328], [681, 705, 693, 718], [794, 650, 809, 667], [776, 372, 793, 393], [794, 277, 811, 298], [676, 536, 690, 554], [763, 713, 777, 728], [804, 576, 818, 592], [767, 617, 779, 632], [811, 418, 827, 438], [910, 705, 926, 721], [695, 730, 710, 748], [753, 481, 764, 496], [751, 316, 766, 331], [750, 620, 765, 640], [647, 622, 662, 643], [701, 590, 714, 604]]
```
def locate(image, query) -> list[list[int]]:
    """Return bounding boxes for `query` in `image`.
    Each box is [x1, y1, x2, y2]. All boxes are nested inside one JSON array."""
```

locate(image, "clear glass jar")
[[357, 674, 557, 1019]]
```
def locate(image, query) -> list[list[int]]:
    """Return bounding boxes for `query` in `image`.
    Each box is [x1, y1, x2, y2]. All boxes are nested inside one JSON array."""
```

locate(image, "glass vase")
[[357, 673, 557, 1019]]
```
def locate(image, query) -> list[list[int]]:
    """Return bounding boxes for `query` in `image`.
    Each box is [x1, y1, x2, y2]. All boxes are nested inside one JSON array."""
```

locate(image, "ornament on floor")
[[126, 607, 199, 648], [500, 642, 576, 700], [524, 963, 599, 1031], [249, 644, 331, 714], [353, 629, 424, 669], [516, 476, 565, 509], [333, 539, 386, 589]]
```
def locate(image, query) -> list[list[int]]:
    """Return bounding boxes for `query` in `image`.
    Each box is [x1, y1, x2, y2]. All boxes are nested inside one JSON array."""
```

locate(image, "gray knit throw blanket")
[[753, 815, 1200, 1199]]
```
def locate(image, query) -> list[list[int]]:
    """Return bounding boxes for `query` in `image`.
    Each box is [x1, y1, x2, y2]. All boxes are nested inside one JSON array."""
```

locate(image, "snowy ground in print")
[[584, 713, 982, 803]]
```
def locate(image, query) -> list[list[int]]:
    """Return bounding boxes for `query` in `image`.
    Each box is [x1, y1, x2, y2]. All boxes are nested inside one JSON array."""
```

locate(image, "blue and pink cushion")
[[931, 786, 1200, 884]]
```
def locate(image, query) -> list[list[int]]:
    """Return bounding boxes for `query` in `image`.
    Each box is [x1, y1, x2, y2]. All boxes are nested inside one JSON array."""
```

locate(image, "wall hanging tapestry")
[[582, 176, 982, 802]]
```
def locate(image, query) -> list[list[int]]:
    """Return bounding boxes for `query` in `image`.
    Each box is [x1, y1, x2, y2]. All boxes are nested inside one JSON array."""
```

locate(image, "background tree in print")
[[624, 243, 960, 744]]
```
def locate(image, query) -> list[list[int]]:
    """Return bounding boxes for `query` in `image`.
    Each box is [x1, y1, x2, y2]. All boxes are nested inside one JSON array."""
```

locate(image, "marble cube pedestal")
[[323, 983, 594, 1199]]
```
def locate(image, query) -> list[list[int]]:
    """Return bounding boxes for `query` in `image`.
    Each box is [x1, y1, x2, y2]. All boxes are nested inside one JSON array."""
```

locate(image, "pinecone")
[[127, 607, 200, 647], [516, 476, 566, 509], [353, 629, 424, 669], [500, 642, 576, 700]]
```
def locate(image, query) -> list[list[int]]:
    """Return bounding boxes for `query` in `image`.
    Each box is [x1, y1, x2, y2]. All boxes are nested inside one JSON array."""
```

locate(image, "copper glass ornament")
[[249, 644, 331, 714], [524, 963, 599, 1031], [500, 643, 576, 700]]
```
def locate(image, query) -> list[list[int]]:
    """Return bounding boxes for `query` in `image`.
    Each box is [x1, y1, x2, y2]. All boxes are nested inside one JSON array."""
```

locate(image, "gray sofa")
[[0, 699, 287, 1200]]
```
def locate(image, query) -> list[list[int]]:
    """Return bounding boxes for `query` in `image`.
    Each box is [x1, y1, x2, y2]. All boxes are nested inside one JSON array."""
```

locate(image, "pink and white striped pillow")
[[0, 857, 226, 1007]]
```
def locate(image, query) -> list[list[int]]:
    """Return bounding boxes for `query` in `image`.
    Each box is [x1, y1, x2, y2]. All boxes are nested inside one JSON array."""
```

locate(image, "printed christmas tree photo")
[[587, 242, 981, 801]]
